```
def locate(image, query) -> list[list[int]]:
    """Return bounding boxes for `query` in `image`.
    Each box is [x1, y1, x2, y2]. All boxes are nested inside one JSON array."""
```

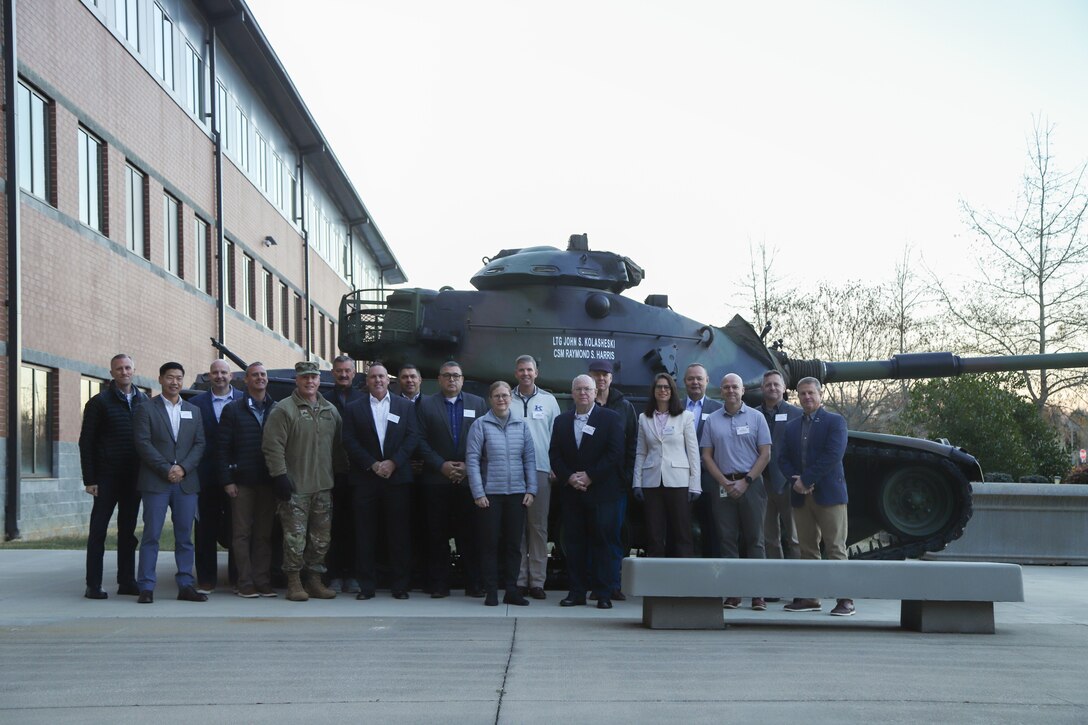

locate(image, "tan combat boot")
[[285, 572, 309, 602], [303, 572, 337, 599]]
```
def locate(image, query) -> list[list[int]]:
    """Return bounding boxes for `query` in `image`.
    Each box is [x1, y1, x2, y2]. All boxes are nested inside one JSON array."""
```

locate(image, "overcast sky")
[[247, 0, 1088, 326]]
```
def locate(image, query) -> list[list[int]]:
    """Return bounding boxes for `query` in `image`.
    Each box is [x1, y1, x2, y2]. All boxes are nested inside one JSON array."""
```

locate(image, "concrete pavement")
[[1, 550, 1085, 723]]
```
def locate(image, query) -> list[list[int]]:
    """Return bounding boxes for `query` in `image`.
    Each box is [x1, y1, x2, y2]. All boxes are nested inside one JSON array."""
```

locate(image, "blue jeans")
[[137, 486, 198, 591]]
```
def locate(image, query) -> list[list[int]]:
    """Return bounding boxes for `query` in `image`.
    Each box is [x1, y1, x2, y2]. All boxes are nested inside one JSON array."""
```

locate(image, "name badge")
[[663, 426, 675, 435], [775, 413, 788, 422], [736, 425, 750, 435], [719, 487, 728, 498], [463, 409, 476, 419], [388, 413, 400, 424], [583, 425, 596, 436], [701, 413, 709, 421], [180, 411, 193, 419], [532, 411, 545, 419]]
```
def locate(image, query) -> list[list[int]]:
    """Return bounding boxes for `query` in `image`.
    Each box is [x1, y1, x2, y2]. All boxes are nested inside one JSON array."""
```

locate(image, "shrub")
[[985, 472, 1014, 482], [1018, 474, 1051, 483], [1062, 465, 1088, 485]]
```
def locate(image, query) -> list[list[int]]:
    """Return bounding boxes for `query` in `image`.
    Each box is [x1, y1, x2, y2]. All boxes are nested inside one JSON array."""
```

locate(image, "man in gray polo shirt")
[[699, 372, 772, 610]]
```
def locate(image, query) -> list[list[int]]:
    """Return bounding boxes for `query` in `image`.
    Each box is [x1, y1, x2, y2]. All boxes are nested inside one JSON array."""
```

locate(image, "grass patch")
[[1, 526, 177, 550]]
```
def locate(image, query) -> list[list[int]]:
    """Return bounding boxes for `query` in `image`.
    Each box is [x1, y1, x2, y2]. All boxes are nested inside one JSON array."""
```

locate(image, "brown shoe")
[[751, 597, 767, 611], [784, 598, 821, 612], [722, 597, 742, 609], [303, 572, 337, 599], [528, 587, 547, 600], [285, 572, 309, 602], [830, 599, 856, 617]]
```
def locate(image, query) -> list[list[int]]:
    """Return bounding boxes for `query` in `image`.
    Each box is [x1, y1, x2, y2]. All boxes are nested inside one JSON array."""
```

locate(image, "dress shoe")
[[84, 586, 108, 600], [117, 583, 140, 596], [392, 590, 410, 600], [356, 591, 375, 601], [528, 587, 547, 600], [484, 591, 499, 606], [256, 585, 277, 598], [503, 592, 530, 606], [830, 599, 856, 617], [235, 585, 259, 598], [784, 598, 821, 612], [722, 597, 742, 609], [177, 585, 208, 602], [751, 597, 767, 611], [137, 590, 154, 604], [195, 583, 215, 595], [431, 590, 450, 599], [559, 595, 586, 607], [596, 598, 613, 610], [517, 585, 529, 597], [610, 589, 626, 602]]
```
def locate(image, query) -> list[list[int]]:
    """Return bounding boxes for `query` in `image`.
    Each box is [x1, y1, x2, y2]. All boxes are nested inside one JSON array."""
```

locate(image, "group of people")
[[80, 352, 852, 615]]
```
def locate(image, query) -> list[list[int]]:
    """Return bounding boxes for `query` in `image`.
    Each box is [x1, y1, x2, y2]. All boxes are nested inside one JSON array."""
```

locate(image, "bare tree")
[[742, 237, 780, 334], [934, 117, 1088, 410]]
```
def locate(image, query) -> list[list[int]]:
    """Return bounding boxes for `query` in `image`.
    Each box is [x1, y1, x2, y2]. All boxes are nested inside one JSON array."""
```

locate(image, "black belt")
[[724, 472, 748, 481]]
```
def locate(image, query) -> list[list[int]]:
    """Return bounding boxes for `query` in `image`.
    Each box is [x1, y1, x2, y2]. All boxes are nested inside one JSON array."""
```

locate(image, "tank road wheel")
[[876, 466, 955, 539]]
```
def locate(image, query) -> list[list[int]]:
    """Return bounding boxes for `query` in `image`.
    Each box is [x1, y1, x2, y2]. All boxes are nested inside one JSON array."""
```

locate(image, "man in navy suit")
[[759, 370, 803, 560], [342, 362, 420, 600], [190, 359, 242, 593], [133, 362, 207, 603], [415, 360, 488, 597], [682, 363, 723, 557], [550, 374, 625, 609], [778, 376, 854, 616]]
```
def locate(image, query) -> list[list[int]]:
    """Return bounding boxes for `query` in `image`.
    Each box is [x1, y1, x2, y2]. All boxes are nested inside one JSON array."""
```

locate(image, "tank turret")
[[340, 235, 1088, 560]]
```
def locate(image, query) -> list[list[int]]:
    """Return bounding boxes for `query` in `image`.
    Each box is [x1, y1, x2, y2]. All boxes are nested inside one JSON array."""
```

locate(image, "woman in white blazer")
[[632, 373, 701, 557]]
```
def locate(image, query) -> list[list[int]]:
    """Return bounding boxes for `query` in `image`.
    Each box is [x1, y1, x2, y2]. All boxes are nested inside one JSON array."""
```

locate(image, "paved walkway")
[[1, 550, 1085, 723]]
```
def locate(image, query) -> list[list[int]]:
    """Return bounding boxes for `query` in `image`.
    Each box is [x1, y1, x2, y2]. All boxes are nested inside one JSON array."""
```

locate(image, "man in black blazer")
[[550, 374, 625, 609], [759, 369, 803, 560], [133, 362, 207, 603], [683, 363, 723, 557], [415, 360, 488, 597], [342, 362, 420, 600], [323, 354, 366, 594], [190, 359, 242, 593]]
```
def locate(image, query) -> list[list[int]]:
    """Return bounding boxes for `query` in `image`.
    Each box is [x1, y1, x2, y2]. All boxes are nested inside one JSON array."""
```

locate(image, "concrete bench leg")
[[642, 596, 724, 629], [901, 600, 995, 634]]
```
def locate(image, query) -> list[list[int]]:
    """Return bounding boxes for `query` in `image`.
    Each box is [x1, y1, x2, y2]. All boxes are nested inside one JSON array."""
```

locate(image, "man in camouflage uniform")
[[262, 361, 348, 601]]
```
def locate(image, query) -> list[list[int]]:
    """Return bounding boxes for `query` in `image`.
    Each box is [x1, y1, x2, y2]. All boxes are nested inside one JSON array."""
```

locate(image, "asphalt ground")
[[1, 550, 1085, 724]]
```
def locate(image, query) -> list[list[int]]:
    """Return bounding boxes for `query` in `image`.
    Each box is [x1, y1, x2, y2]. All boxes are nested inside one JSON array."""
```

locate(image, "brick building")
[[1, 0, 405, 539]]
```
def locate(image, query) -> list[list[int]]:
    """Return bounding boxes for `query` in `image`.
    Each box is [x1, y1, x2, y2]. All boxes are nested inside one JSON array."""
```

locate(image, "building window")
[[185, 44, 205, 122], [255, 132, 268, 192], [163, 193, 180, 276], [216, 83, 231, 151], [264, 268, 274, 328], [124, 164, 146, 255], [280, 281, 290, 339], [16, 81, 50, 201], [153, 4, 174, 89], [294, 293, 304, 347], [330, 319, 337, 357], [194, 217, 209, 293], [80, 377, 107, 420], [236, 109, 250, 171], [21, 366, 53, 477], [318, 312, 327, 360], [226, 241, 237, 308], [242, 253, 255, 320], [77, 127, 105, 233], [116, 0, 140, 51]]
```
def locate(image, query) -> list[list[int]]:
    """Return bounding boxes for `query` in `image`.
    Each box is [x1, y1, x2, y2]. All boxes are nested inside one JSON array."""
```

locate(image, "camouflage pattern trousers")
[[277, 490, 333, 574]]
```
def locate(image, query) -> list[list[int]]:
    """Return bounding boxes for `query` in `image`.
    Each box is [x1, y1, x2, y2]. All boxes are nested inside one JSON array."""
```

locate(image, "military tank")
[[339, 234, 1088, 560]]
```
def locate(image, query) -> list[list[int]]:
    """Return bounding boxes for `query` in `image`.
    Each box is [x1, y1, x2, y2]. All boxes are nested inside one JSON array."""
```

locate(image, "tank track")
[[846, 445, 974, 560]]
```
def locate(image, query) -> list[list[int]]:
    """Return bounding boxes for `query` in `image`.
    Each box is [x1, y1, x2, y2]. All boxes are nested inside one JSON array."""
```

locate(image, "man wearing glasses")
[[416, 361, 488, 597]]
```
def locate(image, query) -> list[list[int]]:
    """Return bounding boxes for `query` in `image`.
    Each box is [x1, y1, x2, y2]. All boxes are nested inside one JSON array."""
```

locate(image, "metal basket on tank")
[[339, 289, 419, 351]]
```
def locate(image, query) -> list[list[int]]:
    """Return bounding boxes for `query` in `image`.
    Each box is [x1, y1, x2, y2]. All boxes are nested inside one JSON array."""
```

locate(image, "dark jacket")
[[415, 391, 488, 485], [78, 382, 149, 487], [686, 396, 723, 496], [601, 388, 637, 487], [761, 400, 804, 494], [323, 385, 365, 415], [133, 395, 206, 495], [779, 406, 849, 507], [190, 387, 243, 491], [217, 393, 277, 488], [342, 394, 420, 485], [550, 405, 625, 505]]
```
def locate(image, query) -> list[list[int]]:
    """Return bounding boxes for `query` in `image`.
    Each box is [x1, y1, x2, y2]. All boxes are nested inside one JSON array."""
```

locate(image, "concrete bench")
[[621, 558, 1024, 633]]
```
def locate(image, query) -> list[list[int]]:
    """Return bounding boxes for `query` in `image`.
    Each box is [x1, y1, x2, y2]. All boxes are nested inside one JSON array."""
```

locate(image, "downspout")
[[4, 0, 21, 540], [209, 25, 226, 349], [298, 151, 310, 358]]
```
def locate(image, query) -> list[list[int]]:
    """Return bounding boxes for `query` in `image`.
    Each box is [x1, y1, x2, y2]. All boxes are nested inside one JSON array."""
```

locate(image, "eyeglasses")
[[491, 394, 511, 400], [439, 373, 463, 380], [572, 386, 595, 393], [654, 385, 671, 391]]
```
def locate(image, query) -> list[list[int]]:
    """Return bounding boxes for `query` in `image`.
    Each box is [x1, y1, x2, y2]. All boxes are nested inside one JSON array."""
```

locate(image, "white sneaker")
[[327, 578, 343, 593]]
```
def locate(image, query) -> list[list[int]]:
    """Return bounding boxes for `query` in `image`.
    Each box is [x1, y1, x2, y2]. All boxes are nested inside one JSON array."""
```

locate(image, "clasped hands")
[[791, 475, 814, 495], [370, 460, 397, 479], [567, 471, 592, 492], [441, 460, 466, 483], [167, 464, 185, 484]]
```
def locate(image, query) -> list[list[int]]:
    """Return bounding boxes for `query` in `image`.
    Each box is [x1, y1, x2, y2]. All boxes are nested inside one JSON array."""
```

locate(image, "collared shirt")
[[247, 394, 271, 427], [212, 392, 233, 422], [371, 393, 391, 455], [801, 410, 819, 471], [574, 404, 595, 448], [445, 394, 464, 448], [653, 410, 670, 437], [162, 396, 183, 441], [115, 386, 136, 411], [686, 396, 704, 421], [699, 402, 771, 474]]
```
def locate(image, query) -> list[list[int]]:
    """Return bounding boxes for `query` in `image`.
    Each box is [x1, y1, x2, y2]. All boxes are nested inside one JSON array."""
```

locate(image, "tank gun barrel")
[[810, 351, 1088, 385]]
